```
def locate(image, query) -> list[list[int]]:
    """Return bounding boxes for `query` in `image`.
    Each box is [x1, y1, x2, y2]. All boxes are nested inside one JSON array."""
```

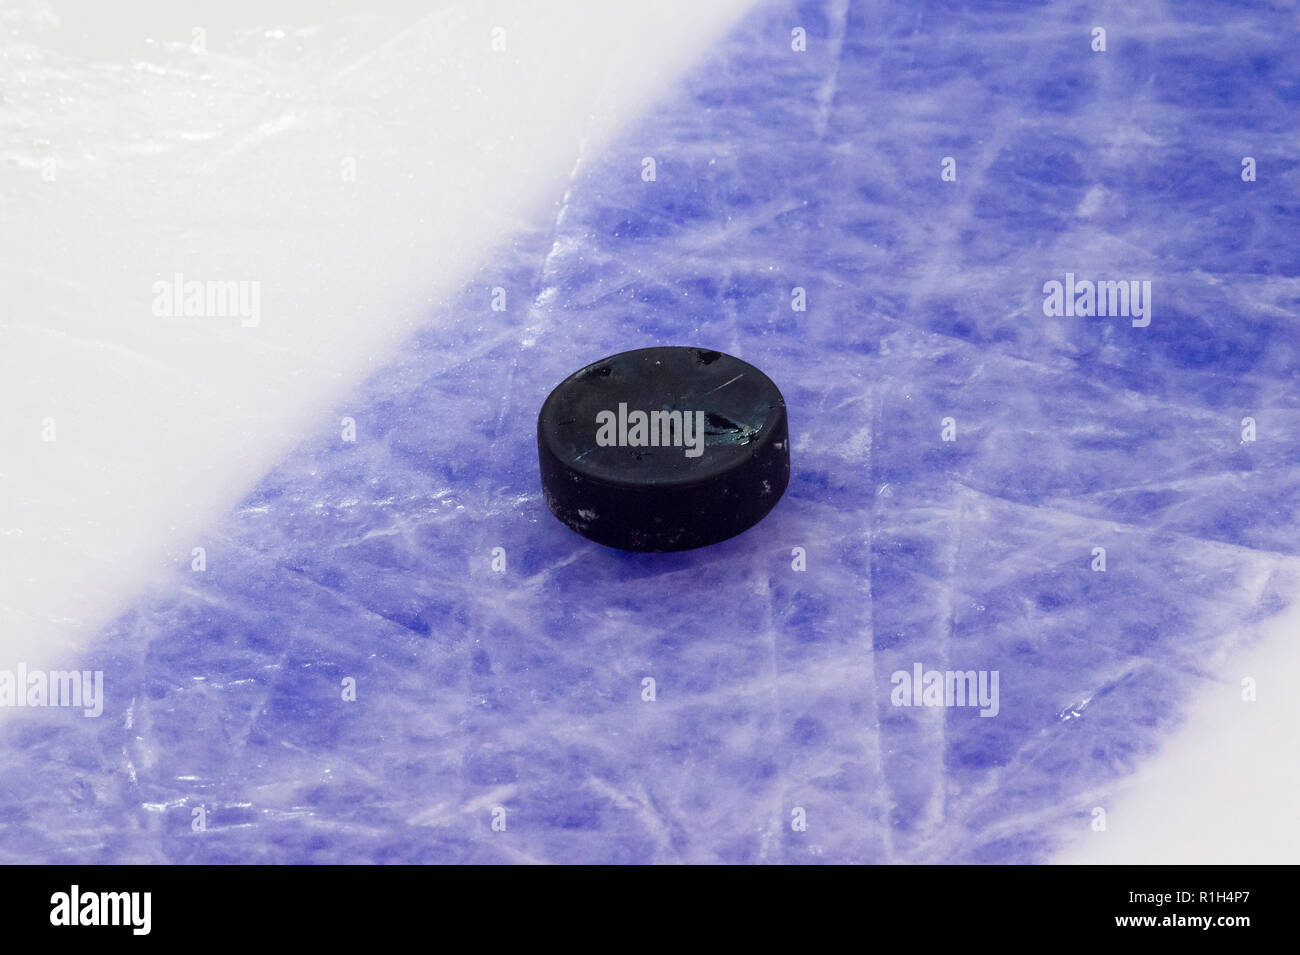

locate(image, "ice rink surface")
[[1, 0, 1298, 863]]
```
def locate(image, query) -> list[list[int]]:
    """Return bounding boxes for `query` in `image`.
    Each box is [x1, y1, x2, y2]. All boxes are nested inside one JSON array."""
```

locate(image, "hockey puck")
[[536, 346, 790, 552]]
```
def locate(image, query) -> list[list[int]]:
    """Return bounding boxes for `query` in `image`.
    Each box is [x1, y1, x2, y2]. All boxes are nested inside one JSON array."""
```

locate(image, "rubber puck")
[[537, 346, 790, 552]]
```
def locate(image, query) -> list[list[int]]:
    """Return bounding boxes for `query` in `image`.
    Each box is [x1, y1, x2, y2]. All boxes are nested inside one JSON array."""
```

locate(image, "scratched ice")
[[2, 0, 1298, 862]]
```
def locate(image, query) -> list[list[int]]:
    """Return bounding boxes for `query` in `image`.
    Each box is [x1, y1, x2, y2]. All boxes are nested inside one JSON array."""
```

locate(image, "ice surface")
[[0, 0, 753, 668], [2, 0, 1299, 863], [1057, 598, 1300, 863]]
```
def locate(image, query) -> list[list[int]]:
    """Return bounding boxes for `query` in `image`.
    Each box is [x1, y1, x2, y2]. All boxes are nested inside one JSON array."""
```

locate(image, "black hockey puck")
[[536, 346, 790, 552]]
